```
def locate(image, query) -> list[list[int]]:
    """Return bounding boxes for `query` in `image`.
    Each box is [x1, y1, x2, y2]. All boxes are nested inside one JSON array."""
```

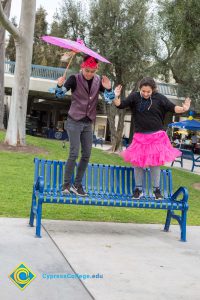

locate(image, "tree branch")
[[0, 2, 20, 40], [170, 64, 185, 85], [161, 37, 171, 59], [170, 44, 181, 61]]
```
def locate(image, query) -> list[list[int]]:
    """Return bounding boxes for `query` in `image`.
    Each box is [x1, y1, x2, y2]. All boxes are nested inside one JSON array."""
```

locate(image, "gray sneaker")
[[70, 184, 87, 197]]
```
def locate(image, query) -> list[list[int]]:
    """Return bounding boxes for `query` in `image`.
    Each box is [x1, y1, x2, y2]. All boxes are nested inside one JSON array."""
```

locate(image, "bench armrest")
[[171, 186, 189, 205], [34, 176, 44, 193]]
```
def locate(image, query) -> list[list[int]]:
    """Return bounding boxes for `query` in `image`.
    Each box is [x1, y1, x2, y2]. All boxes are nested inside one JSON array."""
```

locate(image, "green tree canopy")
[[154, 0, 200, 107], [44, 0, 89, 69], [32, 6, 48, 65], [89, 0, 153, 87], [88, 0, 155, 151], [5, 17, 17, 61]]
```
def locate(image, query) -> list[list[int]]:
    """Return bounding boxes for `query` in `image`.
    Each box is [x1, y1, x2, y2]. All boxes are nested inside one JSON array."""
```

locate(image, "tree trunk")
[[0, 0, 11, 130], [107, 103, 125, 153], [4, 0, 36, 145], [127, 79, 141, 143], [0, 33, 5, 130], [129, 114, 135, 143]]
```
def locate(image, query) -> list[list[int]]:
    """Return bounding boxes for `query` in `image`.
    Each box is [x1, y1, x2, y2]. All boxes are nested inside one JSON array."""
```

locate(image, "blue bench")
[[93, 134, 103, 147], [29, 158, 189, 241], [122, 137, 129, 148], [171, 149, 200, 172]]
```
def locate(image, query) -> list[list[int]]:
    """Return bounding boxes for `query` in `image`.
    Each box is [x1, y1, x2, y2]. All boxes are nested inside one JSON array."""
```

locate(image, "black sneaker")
[[153, 188, 163, 200], [62, 183, 71, 194], [132, 188, 143, 199], [70, 184, 88, 197]]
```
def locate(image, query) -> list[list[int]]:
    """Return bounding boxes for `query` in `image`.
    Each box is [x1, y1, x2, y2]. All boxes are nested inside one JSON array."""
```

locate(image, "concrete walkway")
[[1, 145, 199, 299], [0, 218, 93, 300], [1, 218, 200, 300]]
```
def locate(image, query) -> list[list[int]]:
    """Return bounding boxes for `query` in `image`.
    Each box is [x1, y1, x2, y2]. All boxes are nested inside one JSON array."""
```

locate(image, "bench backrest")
[[181, 149, 194, 160], [33, 158, 173, 197]]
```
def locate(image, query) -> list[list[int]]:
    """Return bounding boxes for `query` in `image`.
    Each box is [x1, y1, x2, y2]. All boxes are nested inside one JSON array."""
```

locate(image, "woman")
[[114, 77, 191, 199]]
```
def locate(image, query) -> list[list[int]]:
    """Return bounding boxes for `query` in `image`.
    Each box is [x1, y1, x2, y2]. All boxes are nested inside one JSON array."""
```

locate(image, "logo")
[[9, 263, 36, 290]]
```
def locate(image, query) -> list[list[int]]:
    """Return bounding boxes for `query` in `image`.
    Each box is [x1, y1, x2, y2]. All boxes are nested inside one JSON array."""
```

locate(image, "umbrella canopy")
[[168, 119, 200, 131], [42, 35, 111, 64]]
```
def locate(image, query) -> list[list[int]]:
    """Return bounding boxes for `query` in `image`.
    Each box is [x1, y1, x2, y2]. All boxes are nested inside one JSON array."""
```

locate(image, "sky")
[[10, 0, 61, 24]]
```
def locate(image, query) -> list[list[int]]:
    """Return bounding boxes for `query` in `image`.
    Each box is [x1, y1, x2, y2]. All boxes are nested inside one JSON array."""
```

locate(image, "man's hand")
[[102, 76, 111, 90], [182, 97, 191, 112], [57, 76, 65, 87]]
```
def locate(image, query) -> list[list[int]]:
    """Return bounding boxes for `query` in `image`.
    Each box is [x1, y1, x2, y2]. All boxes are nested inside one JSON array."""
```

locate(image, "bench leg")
[[180, 209, 187, 242], [164, 210, 172, 232], [36, 201, 43, 238], [29, 208, 34, 227], [29, 194, 36, 227], [181, 157, 183, 168]]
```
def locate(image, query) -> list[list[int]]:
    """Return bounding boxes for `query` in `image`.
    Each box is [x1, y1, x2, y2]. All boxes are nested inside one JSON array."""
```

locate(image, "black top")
[[117, 91, 176, 133], [63, 75, 107, 93]]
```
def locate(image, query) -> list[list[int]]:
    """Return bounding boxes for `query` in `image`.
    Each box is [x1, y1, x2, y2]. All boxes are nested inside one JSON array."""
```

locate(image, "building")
[[4, 61, 186, 140]]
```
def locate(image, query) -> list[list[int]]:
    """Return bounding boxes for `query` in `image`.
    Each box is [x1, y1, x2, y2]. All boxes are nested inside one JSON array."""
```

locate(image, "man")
[[191, 133, 198, 153], [56, 55, 111, 196]]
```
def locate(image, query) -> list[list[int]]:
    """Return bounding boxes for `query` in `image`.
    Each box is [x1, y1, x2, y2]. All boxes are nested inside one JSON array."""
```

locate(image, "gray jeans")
[[134, 166, 161, 190], [64, 117, 93, 186]]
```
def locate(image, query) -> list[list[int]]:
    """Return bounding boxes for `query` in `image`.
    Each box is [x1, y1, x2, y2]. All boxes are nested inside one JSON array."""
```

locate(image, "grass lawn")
[[0, 131, 199, 225]]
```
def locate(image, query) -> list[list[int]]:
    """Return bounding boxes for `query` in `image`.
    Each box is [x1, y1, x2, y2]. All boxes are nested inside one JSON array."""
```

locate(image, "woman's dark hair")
[[83, 55, 98, 63], [139, 77, 157, 91]]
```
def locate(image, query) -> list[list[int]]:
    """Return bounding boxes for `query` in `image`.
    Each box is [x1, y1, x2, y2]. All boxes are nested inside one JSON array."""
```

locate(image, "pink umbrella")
[[42, 35, 111, 64], [42, 35, 111, 93]]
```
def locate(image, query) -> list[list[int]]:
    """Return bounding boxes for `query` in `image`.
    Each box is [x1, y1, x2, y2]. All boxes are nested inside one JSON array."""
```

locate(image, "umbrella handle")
[[63, 52, 76, 79]]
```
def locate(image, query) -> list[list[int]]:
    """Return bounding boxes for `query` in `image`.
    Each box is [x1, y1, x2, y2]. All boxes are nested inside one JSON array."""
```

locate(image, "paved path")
[[0, 218, 93, 300], [1, 144, 199, 299], [1, 218, 200, 300]]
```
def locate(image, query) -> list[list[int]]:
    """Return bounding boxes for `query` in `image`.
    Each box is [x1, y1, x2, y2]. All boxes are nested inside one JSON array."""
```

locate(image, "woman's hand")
[[102, 76, 111, 90], [114, 85, 122, 97], [175, 97, 191, 114], [113, 85, 123, 106], [182, 97, 191, 112]]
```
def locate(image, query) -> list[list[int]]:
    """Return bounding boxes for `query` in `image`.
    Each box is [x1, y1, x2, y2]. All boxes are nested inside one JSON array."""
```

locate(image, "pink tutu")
[[121, 130, 181, 167]]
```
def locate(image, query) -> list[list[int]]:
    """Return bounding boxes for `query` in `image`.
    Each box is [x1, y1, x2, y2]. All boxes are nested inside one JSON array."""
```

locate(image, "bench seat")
[[30, 158, 189, 241]]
